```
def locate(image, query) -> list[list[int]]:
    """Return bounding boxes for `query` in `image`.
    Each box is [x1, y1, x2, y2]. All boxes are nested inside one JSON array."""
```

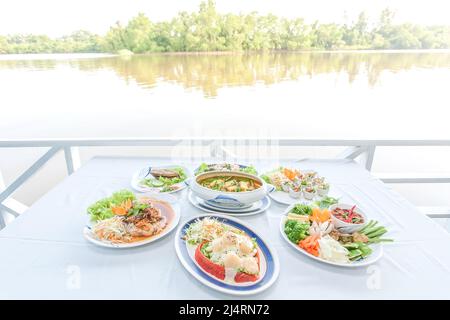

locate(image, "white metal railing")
[[1, 138, 449, 228]]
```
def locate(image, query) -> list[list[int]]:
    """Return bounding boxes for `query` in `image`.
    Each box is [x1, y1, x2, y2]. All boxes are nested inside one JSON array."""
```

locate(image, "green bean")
[[369, 238, 394, 244], [366, 228, 387, 238], [359, 221, 372, 232], [362, 226, 384, 236], [360, 220, 377, 233]]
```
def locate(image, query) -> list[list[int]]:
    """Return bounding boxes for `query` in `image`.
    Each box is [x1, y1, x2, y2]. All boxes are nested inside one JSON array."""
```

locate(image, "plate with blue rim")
[[131, 165, 191, 194], [174, 214, 280, 295], [188, 191, 271, 216], [193, 163, 258, 176]]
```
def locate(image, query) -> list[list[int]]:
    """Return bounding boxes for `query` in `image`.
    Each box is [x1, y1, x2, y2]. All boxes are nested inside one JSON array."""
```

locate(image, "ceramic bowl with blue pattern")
[[189, 171, 274, 208]]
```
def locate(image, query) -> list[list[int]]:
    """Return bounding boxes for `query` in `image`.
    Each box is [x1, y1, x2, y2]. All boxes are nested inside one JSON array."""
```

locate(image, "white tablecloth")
[[1, 156, 450, 299]]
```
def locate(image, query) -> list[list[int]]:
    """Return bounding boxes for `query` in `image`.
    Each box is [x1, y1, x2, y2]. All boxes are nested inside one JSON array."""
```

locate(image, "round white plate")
[[188, 191, 271, 216], [279, 216, 383, 267], [268, 186, 340, 206], [175, 214, 280, 295], [131, 165, 190, 194], [84, 195, 181, 248]]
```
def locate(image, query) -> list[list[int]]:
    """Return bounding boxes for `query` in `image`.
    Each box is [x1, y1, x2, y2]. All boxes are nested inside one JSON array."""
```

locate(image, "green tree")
[[311, 23, 345, 49], [104, 22, 127, 51], [281, 18, 311, 49], [123, 13, 156, 53], [193, 0, 224, 50], [0, 36, 9, 53], [1, 2, 449, 54]]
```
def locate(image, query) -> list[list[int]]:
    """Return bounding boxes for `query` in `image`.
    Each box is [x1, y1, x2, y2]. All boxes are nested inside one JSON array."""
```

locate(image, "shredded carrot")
[[283, 168, 297, 181], [310, 208, 331, 223], [111, 199, 133, 216], [299, 235, 320, 257]]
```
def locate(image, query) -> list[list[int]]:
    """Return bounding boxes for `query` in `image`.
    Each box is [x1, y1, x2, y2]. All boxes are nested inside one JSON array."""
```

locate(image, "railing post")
[[209, 139, 220, 159], [338, 145, 376, 171], [361, 146, 376, 171], [0, 146, 60, 203], [0, 169, 6, 229], [337, 146, 365, 160], [64, 147, 81, 175]]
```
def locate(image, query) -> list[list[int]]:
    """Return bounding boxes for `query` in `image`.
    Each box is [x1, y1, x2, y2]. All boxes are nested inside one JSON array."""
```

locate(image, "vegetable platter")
[[280, 201, 392, 267]]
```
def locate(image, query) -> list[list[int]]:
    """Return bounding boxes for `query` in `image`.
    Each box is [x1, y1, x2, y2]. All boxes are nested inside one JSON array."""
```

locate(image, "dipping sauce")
[[332, 206, 364, 224]]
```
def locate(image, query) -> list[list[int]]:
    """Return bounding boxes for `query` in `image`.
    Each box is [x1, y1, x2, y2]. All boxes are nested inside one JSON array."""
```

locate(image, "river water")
[[0, 51, 449, 212]]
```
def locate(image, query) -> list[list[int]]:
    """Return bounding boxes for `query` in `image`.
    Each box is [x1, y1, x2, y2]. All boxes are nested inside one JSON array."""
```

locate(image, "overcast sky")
[[0, 0, 449, 37]]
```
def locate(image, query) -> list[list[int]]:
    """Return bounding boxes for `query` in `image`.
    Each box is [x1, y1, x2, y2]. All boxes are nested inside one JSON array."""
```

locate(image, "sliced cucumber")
[[141, 178, 164, 187]]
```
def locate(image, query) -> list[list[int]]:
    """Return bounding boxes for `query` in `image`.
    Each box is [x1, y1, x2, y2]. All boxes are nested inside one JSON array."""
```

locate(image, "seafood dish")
[[199, 175, 262, 192], [281, 202, 392, 266], [85, 190, 178, 245], [175, 215, 280, 295], [184, 217, 261, 283], [195, 163, 258, 175], [137, 166, 188, 193]]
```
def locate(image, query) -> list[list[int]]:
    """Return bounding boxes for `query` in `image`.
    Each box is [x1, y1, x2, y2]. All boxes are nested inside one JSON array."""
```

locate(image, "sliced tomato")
[[234, 272, 259, 283], [234, 250, 260, 283], [195, 243, 225, 280], [195, 242, 261, 283]]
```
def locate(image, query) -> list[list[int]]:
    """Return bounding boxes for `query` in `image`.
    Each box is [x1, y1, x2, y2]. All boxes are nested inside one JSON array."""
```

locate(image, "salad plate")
[[279, 202, 391, 267], [131, 165, 190, 194], [174, 215, 279, 295], [84, 190, 180, 248], [188, 191, 271, 216]]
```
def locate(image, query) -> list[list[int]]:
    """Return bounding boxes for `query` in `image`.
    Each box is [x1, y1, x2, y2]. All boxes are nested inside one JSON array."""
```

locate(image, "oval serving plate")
[[175, 214, 280, 295], [131, 165, 191, 194], [268, 188, 340, 206], [279, 215, 383, 268], [84, 195, 180, 248]]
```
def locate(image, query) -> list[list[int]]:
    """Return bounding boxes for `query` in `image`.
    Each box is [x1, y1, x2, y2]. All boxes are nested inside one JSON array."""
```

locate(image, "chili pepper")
[[346, 205, 357, 223]]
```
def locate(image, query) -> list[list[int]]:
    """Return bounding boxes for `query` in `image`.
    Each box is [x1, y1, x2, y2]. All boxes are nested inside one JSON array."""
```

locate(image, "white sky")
[[0, 0, 449, 37]]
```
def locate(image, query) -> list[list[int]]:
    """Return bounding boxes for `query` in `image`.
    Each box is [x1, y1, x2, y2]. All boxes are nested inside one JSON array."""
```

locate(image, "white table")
[[1, 156, 450, 299]]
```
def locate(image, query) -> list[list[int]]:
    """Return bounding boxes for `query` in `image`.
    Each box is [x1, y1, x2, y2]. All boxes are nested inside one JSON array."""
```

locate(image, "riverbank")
[[4, 46, 450, 56], [0, 52, 114, 60], [2, 49, 450, 60]]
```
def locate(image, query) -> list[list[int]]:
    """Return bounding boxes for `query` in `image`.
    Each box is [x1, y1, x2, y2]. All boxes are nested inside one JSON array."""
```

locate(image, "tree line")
[[1, 0, 449, 54]]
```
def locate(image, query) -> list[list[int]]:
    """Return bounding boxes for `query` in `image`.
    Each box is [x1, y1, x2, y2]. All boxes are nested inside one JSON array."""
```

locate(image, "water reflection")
[[1, 52, 450, 97]]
